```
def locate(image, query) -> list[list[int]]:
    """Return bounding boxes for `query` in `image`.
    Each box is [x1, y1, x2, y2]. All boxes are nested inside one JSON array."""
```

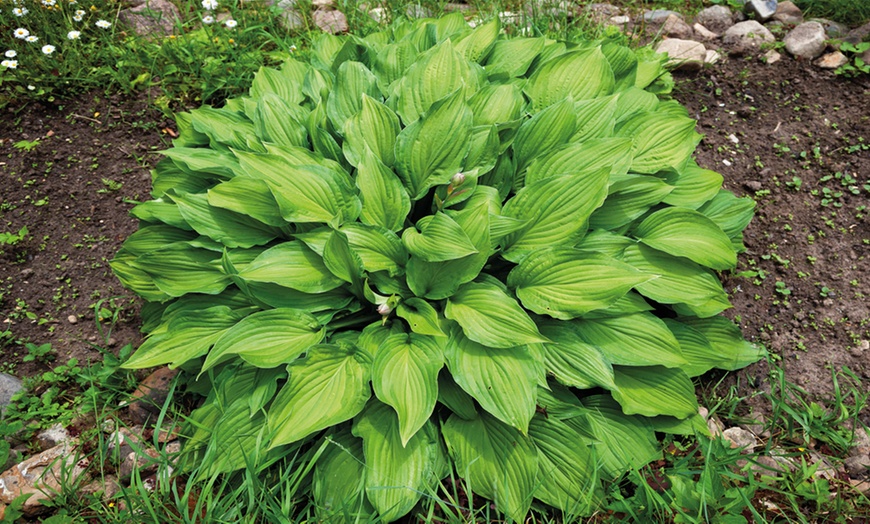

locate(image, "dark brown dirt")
[[1, 55, 868, 423], [0, 93, 172, 375]]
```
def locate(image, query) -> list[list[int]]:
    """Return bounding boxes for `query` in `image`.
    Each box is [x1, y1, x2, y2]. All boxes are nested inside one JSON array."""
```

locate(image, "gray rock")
[[705, 49, 723, 64], [773, 0, 802, 24], [814, 51, 848, 69], [313, 9, 348, 33], [784, 21, 827, 59], [608, 15, 630, 28], [662, 14, 694, 40], [311, 0, 332, 7], [368, 7, 387, 23], [117, 0, 181, 37], [811, 19, 850, 38], [844, 454, 870, 477], [747, 0, 777, 21], [0, 373, 23, 417], [586, 3, 621, 17], [695, 5, 734, 34], [723, 20, 775, 53], [693, 23, 721, 41], [723, 427, 757, 453], [642, 9, 682, 24], [844, 21, 870, 44], [36, 424, 72, 451], [406, 4, 432, 19], [0, 440, 88, 516], [762, 49, 782, 64], [656, 39, 707, 71], [279, 8, 304, 31]]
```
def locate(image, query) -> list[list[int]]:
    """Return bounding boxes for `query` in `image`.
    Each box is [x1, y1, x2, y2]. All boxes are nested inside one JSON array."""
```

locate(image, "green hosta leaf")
[[622, 244, 731, 317], [247, 282, 353, 312], [395, 89, 473, 199], [394, 40, 477, 125], [484, 37, 545, 78], [190, 106, 256, 151], [696, 190, 756, 251], [659, 162, 724, 209], [327, 61, 380, 134], [508, 248, 652, 319], [633, 207, 737, 270], [120, 225, 197, 255], [130, 199, 191, 230], [602, 41, 638, 90], [323, 230, 365, 294], [468, 84, 524, 127], [343, 95, 401, 168], [237, 241, 345, 293], [313, 428, 374, 520], [173, 192, 279, 248], [396, 298, 446, 337], [444, 326, 538, 433], [680, 316, 765, 370], [235, 146, 360, 226], [524, 47, 615, 111], [661, 319, 718, 377], [615, 109, 700, 174], [571, 95, 618, 143], [513, 98, 576, 175], [454, 18, 499, 63], [356, 149, 411, 232], [162, 147, 239, 180], [437, 371, 477, 420], [202, 308, 325, 371], [574, 313, 686, 368], [536, 320, 615, 390], [372, 39, 418, 94], [580, 395, 660, 477], [207, 177, 286, 227], [253, 93, 309, 148], [445, 281, 548, 348], [135, 245, 230, 297], [196, 398, 271, 475], [611, 366, 699, 418], [403, 212, 479, 262], [588, 174, 674, 231], [250, 61, 307, 105], [123, 306, 242, 368], [341, 223, 407, 276], [353, 402, 448, 523], [501, 171, 609, 262], [372, 333, 444, 445], [613, 86, 659, 122], [442, 412, 538, 523], [529, 414, 602, 515], [269, 343, 372, 447], [525, 138, 633, 187]]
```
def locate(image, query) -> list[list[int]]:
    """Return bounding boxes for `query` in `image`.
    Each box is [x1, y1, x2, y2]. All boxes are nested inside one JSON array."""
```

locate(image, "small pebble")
[[67, 315, 78, 324]]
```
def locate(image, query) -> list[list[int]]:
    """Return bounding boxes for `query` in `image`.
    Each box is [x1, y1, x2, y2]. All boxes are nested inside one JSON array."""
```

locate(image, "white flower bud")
[[377, 303, 392, 316], [451, 172, 465, 186]]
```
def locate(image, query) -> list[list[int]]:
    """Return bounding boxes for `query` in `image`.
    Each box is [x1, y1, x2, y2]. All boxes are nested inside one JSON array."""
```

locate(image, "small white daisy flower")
[[224, 19, 237, 28], [95, 19, 111, 28], [73, 14, 83, 20], [1, 59, 18, 69], [25, 35, 38, 42], [75, 9, 85, 15], [27, 85, 36, 90], [14, 28, 30, 39], [41, 0, 57, 6], [13, 7, 29, 16], [5, 50, 16, 58], [67, 30, 81, 39], [42, 44, 55, 54], [201, 0, 218, 9], [289, 44, 297, 52], [201, 14, 214, 24]]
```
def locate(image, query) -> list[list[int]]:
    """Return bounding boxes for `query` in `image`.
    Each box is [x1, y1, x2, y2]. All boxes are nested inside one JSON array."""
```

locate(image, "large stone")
[[368, 7, 387, 24], [0, 441, 88, 516], [585, 3, 621, 24], [722, 427, 757, 453], [405, 4, 432, 19], [127, 367, 178, 426], [36, 424, 72, 451], [693, 23, 720, 41], [0, 373, 23, 417], [117, 0, 181, 36], [844, 21, 870, 45], [772, 1, 802, 25], [661, 14, 694, 40], [722, 20, 775, 53], [844, 454, 870, 477], [655, 39, 707, 71], [747, 0, 777, 21], [279, 8, 304, 31], [641, 9, 682, 24], [313, 9, 348, 34], [694, 5, 734, 34], [814, 51, 848, 69], [811, 18, 850, 38], [784, 22, 827, 59]]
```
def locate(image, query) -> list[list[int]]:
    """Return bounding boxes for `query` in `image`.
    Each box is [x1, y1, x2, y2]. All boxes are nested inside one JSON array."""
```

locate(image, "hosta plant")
[[113, 12, 763, 522]]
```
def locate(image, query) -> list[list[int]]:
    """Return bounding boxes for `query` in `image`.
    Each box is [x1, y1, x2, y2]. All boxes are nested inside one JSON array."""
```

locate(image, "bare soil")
[[1, 56, 869, 421]]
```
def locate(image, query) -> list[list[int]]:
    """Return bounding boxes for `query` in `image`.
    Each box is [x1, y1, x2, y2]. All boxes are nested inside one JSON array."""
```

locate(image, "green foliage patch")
[[113, 12, 762, 521]]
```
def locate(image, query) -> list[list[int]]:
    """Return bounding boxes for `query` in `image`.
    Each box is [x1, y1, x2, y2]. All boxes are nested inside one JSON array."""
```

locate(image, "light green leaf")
[[341, 223, 407, 276], [372, 333, 445, 445], [573, 313, 686, 368], [570, 95, 618, 143], [468, 84, 524, 127], [394, 89, 473, 199], [484, 37, 545, 78], [633, 207, 737, 270], [580, 395, 660, 477], [501, 171, 609, 262], [253, 93, 309, 148], [119, 224, 197, 255], [402, 212, 479, 262], [524, 47, 615, 111], [353, 401, 447, 523], [203, 308, 325, 371], [356, 149, 411, 232], [237, 241, 345, 293], [615, 110, 700, 174], [536, 320, 616, 390], [250, 61, 307, 105], [396, 298, 446, 337], [162, 147, 239, 180], [588, 174, 674, 231], [696, 190, 756, 251], [508, 248, 652, 319], [343, 95, 401, 168], [323, 230, 365, 293], [313, 428, 374, 520], [602, 41, 638, 90], [207, 177, 286, 227], [660, 319, 719, 377], [190, 106, 256, 151], [269, 343, 372, 447], [611, 366, 699, 418], [659, 162, 724, 209], [445, 281, 548, 348], [173, 192, 279, 248], [437, 371, 477, 420], [136, 245, 230, 297], [679, 316, 765, 371], [454, 18, 499, 63], [525, 138, 633, 187], [442, 412, 538, 523], [327, 61, 380, 134], [513, 98, 577, 176], [444, 326, 537, 433]]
